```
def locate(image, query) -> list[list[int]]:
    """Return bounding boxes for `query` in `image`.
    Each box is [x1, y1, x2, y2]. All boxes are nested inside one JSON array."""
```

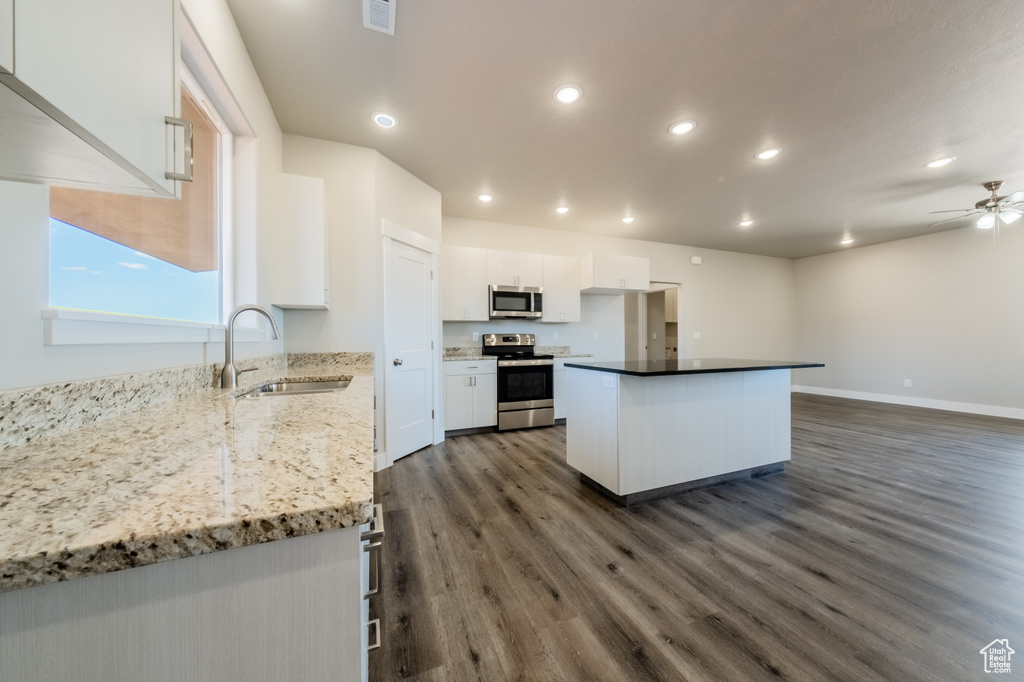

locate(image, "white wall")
[[0, 0, 284, 391], [793, 225, 1024, 417], [281, 135, 442, 353], [441, 216, 797, 361]]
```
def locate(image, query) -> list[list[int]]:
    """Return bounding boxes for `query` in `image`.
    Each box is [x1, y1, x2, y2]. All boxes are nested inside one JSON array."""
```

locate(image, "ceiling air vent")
[[363, 0, 396, 36]]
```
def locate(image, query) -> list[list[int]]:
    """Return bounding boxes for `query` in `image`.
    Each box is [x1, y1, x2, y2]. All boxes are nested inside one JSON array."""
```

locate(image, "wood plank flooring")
[[370, 394, 1024, 681]]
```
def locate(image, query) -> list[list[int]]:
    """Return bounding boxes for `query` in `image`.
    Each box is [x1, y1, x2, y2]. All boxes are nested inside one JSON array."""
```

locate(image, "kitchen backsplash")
[[0, 352, 370, 451]]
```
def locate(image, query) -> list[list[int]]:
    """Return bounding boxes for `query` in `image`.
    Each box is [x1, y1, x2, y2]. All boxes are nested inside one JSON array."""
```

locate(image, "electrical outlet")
[[602, 376, 615, 388], [553, 332, 559, 341], [692, 331, 701, 340], [652, 332, 657, 340], [903, 379, 912, 388], [472, 332, 479, 342], [593, 332, 598, 340]]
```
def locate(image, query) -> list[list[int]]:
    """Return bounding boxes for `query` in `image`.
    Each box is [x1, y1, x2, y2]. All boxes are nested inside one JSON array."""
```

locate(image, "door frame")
[[379, 220, 442, 471], [637, 281, 680, 363]]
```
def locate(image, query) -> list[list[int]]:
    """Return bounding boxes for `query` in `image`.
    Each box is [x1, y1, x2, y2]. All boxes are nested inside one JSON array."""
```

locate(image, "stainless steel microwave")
[[489, 285, 543, 319]]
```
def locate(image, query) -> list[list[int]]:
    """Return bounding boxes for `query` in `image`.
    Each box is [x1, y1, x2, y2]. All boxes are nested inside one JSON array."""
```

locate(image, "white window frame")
[[42, 9, 264, 346]]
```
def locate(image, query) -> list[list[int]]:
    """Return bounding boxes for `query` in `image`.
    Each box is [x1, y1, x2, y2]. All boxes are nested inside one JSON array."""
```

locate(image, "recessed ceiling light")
[[478, 194, 492, 202], [556, 206, 569, 214], [739, 219, 754, 228], [840, 237, 854, 245], [756, 148, 781, 160], [554, 85, 582, 103], [622, 216, 634, 223], [669, 120, 696, 136], [372, 112, 396, 128], [926, 157, 956, 168]]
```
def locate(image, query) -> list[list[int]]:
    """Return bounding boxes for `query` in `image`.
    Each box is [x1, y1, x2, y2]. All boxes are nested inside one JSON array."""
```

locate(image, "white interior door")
[[384, 239, 435, 462]]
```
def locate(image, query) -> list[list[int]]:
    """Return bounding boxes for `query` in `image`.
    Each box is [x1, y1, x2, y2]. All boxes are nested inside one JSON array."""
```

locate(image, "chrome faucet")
[[221, 304, 282, 389]]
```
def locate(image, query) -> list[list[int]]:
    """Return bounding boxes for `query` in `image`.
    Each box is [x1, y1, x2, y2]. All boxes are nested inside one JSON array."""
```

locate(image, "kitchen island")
[[564, 358, 824, 505]]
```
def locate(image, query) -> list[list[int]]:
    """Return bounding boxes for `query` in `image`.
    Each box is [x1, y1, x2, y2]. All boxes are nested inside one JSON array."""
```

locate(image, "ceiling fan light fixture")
[[1000, 207, 1022, 224], [669, 120, 696, 136], [756, 148, 781, 161], [977, 213, 996, 230], [926, 157, 956, 168], [554, 85, 582, 103]]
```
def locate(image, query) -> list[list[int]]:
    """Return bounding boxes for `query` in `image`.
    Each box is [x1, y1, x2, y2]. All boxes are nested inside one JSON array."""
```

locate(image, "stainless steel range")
[[482, 333, 554, 431]]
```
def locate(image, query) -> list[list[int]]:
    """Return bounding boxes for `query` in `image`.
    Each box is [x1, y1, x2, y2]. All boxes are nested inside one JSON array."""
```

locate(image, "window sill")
[[42, 309, 270, 346]]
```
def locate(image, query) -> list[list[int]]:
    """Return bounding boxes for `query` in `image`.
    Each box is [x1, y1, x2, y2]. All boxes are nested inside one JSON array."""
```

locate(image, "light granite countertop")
[[0, 364, 373, 593]]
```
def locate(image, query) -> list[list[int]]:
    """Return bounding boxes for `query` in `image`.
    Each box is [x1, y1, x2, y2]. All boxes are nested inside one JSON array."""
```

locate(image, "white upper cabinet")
[[486, 250, 543, 288], [271, 174, 330, 309], [0, 0, 12, 74], [441, 245, 489, 321], [0, 0, 180, 196], [580, 253, 650, 294], [541, 255, 581, 323]]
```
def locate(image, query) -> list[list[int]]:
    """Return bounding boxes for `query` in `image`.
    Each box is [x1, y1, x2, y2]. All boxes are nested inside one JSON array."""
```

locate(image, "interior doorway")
[[624, 282, 680, 361]]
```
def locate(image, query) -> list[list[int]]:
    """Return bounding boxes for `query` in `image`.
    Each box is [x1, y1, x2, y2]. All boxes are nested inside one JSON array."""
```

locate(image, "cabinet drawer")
[[444, 359, 496, 377]]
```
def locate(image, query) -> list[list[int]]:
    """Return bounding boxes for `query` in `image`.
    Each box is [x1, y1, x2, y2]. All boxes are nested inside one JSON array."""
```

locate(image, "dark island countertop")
[[563, 358, 825, 376]]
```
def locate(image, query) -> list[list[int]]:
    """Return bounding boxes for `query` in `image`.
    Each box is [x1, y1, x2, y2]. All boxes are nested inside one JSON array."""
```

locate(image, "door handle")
[[393, 358, 403, 366]]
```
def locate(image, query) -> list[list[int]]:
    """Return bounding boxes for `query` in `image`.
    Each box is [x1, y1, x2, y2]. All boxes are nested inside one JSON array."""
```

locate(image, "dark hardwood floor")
[[370, 394, 1024, 681]]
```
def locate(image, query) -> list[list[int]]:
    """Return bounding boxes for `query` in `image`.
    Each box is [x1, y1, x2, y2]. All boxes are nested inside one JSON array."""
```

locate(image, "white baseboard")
[[791, 386, 1024, 421], [373, 451, 389, 472]]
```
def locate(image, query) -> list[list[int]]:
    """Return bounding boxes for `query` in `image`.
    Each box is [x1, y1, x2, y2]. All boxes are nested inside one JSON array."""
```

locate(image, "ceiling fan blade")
[[1000, 190, 1024, 205], [928, 208, 974, 214], [928, 213, 979, 226]]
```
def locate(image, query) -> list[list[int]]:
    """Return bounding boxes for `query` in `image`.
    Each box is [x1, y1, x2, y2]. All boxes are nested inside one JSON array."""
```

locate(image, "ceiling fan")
[[929, 181, 1024, 229]]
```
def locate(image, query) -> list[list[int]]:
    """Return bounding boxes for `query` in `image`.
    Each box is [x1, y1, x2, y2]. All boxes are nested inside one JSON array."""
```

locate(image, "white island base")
[[566, 365, 794, 506]]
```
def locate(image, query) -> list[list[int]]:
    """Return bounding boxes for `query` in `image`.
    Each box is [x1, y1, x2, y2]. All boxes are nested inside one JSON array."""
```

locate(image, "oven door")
[[497, 360, 554, 411]]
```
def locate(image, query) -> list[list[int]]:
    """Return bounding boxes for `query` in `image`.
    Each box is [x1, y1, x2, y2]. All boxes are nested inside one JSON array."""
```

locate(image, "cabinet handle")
[[363, 540, 382, 598], [361, 503, 385, 541], [164, 116, 194, 182], [367, 618, 381, 651]]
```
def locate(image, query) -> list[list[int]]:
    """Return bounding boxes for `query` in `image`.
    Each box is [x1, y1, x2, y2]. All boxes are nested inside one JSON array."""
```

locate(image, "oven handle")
[[497, 359, 554, 367]]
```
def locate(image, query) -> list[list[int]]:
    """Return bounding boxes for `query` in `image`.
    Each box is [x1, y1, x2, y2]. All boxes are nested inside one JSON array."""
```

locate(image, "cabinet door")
[[0, 0, 12, 74], [440, 246, 463, 320], [441, 246, 488, 321], [487, 250, 542, 287], [462, 247, 489, 320], [15, 0, 177, 196], [517, 253, 543, 288], [445, 375, 475, 430], [472, 373, 497, 427], [621, 255, 651, 291], [541, 255, 581, 323], [271, 174, 329, 309]]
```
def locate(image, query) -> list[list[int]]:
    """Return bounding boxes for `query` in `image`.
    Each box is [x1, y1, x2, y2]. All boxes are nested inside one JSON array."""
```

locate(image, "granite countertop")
[[0, 366, 374, 593], [564, 358, 825, 376]]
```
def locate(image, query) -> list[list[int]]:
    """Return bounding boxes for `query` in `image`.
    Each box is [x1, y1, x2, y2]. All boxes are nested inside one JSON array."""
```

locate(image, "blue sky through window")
[[49, 219, 220, 323]]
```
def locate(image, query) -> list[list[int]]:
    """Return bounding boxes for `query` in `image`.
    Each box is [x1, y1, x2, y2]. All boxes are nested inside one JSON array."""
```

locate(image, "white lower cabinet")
[[554, 358, 592, 420], [445, 359, 497, 430]]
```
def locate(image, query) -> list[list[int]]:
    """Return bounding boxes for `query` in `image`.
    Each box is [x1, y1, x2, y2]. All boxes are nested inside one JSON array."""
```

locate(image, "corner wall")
[[793, 225, 1024, 417]]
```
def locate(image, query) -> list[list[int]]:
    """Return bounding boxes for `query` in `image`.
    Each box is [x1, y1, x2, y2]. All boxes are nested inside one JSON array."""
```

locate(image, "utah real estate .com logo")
[[980, 639, 1014, 674]]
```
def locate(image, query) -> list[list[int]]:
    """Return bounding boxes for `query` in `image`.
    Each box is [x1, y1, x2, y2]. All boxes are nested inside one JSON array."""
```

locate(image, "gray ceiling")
[[223, 0, 1024, 259]]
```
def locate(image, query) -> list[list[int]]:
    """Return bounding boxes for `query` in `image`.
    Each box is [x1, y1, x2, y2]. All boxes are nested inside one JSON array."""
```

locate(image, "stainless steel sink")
[[239, 379, 351, 398]]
